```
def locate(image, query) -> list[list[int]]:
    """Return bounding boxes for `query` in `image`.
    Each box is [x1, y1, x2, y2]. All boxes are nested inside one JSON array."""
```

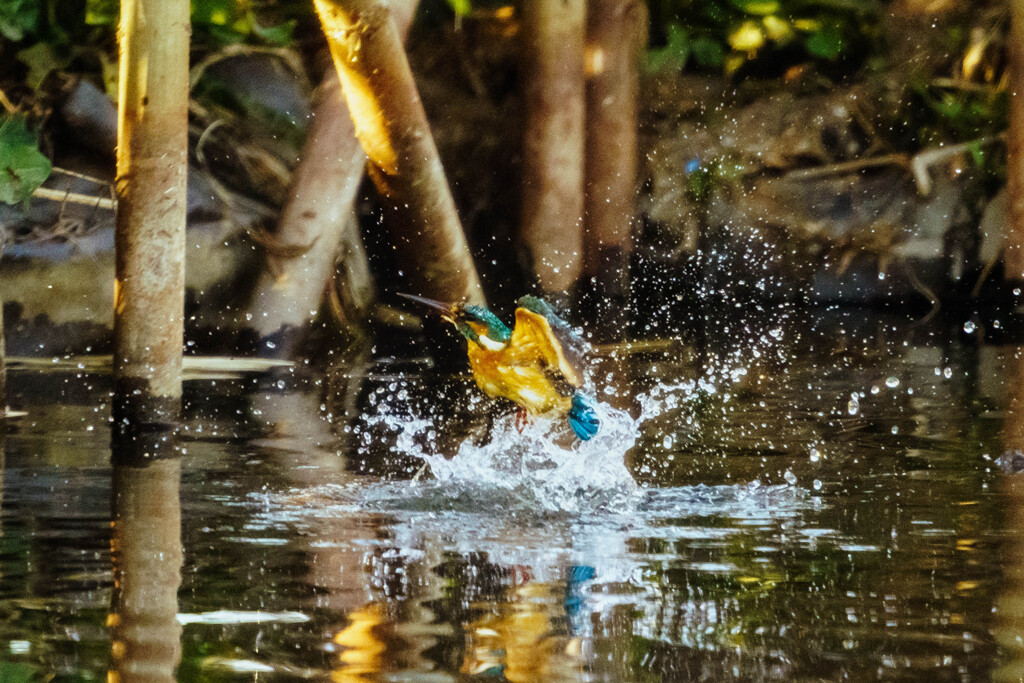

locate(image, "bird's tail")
[[568, 392, 600, 441]]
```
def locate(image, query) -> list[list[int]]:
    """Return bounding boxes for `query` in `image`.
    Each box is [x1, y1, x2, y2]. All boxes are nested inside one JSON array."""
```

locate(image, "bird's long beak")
[[396, 293, 457, 321]]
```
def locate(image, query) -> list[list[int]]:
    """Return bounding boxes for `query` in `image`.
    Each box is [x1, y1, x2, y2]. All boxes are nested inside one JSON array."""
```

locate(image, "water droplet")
[[810, 448, 821, 463], [885, 376, 899, 389], [870, 385, 880, 395], [784, 469, 797, 485], [891, 425, 899, 435], [847, 395, 859, 415], [813, 479, 822, 491], [963, 320, 976, 334], [662, 435, 674, 449], [943, 367, 952, 379]]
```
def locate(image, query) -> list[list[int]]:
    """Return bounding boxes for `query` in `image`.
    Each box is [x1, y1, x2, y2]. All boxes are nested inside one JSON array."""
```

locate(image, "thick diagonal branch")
[[313, 0, 484, 305]]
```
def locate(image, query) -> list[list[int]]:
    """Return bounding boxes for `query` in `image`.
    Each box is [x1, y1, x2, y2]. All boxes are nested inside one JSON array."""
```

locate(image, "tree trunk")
[[520, 0, 587, 297], [113, 0, 190, 422], [247, 0, 419, 357], [313, 0, 485, 305], [0, 307, 5, 417], [583, 0, 646, 334], [1007, 0, 1024, 283]]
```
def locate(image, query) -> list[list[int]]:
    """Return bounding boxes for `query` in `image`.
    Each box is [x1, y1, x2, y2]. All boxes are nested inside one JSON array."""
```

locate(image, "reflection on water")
[[109, 437, 183, 683], [0, 312, 1016, 681]]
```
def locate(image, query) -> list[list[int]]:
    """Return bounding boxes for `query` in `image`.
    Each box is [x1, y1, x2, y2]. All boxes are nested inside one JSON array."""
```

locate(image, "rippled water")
[[0, 311, 1017, 681]]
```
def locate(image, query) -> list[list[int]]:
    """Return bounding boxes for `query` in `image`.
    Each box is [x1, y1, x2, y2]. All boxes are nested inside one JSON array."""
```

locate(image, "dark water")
[[0, 312, 1020, 681]]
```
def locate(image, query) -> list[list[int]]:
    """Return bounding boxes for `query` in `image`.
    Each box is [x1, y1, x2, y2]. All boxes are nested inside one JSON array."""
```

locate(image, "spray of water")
[[362, 392, 641, 513], [351, 348, 771, 515]]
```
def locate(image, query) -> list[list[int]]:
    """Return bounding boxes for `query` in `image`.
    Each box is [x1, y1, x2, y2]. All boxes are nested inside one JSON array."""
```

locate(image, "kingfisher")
[[398, 293, 601, 441]]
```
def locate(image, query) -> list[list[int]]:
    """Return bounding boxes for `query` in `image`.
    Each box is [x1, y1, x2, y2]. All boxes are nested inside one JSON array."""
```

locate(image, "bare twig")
[[51, 166, 111, 186], [31, 187, 116, 210], [900, 257, 941, 325], [910, 134, 1004, 195], [931, 77, 1003, 93], [786, 153, 910, 182], [0, 87, 17, 113]]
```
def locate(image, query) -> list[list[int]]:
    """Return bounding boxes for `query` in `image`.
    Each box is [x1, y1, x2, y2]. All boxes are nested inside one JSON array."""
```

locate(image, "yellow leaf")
[[724, 53, 747, 76], [763, 16, 792, 42], [729, 20, 765, 52], [962, 39, 987, 81]]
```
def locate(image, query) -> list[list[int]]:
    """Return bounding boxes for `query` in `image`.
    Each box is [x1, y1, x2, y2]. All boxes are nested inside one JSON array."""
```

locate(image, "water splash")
[[352, 369, 750, 513], [346, 324, 792, 514], [365, 395, 642, 513]]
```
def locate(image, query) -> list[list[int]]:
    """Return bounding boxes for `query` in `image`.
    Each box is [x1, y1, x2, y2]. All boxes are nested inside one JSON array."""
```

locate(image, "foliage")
[[647, 0, 880, 76], [445, 0, 472, 18], [0, 0, 38, 41], [0, 116, 52, 206], [0, 660, 49, 682], [1, 0, 306, 98], [76, 0, 303, 45], [189, 0, 300, 46]]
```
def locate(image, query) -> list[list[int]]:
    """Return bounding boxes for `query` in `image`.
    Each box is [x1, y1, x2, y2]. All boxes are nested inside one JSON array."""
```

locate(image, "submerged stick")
[[520, 0, 587, 295], [1008, 0, 1024, 282], [247, 0, 418, 357], [313, 0, 484, 305], [583, 0, 645, 330], [113, 0, 190, 421]]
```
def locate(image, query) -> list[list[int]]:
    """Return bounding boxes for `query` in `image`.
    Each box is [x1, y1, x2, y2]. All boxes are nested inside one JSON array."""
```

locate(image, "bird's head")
[[398, 293, 511, 351]]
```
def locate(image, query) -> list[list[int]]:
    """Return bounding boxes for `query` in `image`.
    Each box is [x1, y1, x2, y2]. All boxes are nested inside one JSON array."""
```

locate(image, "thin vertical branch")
[[1008, 0, 1024, 282], [313, 0, 484, 305], [520, 0, 587, 296], [583, 0, 646, 331], [113, 0, 190, 421]]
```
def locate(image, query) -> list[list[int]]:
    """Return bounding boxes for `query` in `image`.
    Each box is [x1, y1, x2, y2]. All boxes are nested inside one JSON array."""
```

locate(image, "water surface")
[[0, 312, 1016, 681]]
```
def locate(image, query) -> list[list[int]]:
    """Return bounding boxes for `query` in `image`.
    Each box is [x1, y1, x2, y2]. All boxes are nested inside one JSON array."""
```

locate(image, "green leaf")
[[97, 51, 119, 99], [805, 25, 844, 59], [0, 659, 46, 683], [17, 42, 66, 91], [0, 116, 53, 206], [192, 0, 249, 31], [0, 0, 39, 41], [691, 36, 725, 67], [84, 0, 118, 26], [647, 24, 690, 72], [446, 0, 472, 17], [728, 0, 781, 16], [968, 140, 985, 168]]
